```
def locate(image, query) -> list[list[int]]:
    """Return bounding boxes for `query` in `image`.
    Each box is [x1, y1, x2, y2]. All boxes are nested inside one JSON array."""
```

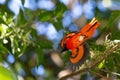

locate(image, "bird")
[[60, 18, 100, 71]]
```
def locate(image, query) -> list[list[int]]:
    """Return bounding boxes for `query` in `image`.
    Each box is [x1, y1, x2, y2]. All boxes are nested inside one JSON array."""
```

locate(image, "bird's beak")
[[57, 44, 68, 53]]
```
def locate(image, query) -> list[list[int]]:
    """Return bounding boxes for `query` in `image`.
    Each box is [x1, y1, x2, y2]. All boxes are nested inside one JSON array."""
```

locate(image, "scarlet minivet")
[[60, 18, 100, 71]]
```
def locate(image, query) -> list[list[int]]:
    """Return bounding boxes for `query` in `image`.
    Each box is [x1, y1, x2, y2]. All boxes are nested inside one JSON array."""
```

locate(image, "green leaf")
[[95, 10, 111, 20], [107, 11, 120, 29], [0, 54, 3, 62], [55, 3, 67, 18], [38, 40, 52, 49], [62, 51, 71, 66], [38, 11, 53, 22], [98, 60, 105, 69], [30, 28, 38, 40], [0, 5, 14, 16], [15, 9, 27, 26], [112, 51, 120, 66], [36, 45, 44, 64], [105, 56, 116, 71], [0, 43, 9, 54], [1, 38, 11, 54], [0, 66, 17, 80], [21, 0, 25, 5], [23, 8, 35, 20], [0, 24, 8, 36], [35, 40, 52, 65], [53, 3, 66, 30], [89, 42, 106, 52], [0, 25, 3, 35], [52, 20, 63, 31], [0, 18, 7, 25], [111, 30, 120, 40]]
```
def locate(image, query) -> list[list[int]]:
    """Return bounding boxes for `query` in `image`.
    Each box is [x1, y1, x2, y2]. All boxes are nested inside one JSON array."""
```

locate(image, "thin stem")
[[90, 70, 108, 80]]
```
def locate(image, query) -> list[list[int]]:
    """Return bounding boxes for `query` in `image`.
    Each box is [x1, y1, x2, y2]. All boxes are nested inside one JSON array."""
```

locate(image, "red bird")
[[60, 18, 100, 71]]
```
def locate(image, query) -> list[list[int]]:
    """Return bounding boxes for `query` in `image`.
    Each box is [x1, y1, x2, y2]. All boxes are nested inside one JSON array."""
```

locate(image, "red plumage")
[[60, 18, 100, 71]]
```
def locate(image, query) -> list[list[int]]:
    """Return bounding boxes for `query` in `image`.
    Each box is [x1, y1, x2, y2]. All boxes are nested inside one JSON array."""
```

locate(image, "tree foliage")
[[0, 0, 120, 80]]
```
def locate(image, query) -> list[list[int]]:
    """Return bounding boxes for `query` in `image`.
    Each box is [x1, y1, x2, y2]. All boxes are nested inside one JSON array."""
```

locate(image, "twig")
[[59, 42, 120, 80], [101, 68, 120, 77], [90, 70, 108, 80]]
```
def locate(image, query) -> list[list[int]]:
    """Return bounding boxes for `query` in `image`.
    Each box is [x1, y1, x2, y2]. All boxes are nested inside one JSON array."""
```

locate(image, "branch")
[[59, 42, 120, 80], [90, 71, 108, 79]]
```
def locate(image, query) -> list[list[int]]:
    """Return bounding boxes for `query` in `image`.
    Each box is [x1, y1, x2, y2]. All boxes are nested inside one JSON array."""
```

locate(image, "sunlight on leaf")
[[98, 60, 105, 69], [0, 66, 17, 80]]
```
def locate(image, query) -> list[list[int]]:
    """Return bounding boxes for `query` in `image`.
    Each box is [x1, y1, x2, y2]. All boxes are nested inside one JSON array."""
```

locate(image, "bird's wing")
[[67, 42, 89, 71]]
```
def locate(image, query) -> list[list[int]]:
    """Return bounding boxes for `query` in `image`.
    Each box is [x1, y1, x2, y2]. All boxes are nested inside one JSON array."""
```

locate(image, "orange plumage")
[[60, 18, 100, 71]]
